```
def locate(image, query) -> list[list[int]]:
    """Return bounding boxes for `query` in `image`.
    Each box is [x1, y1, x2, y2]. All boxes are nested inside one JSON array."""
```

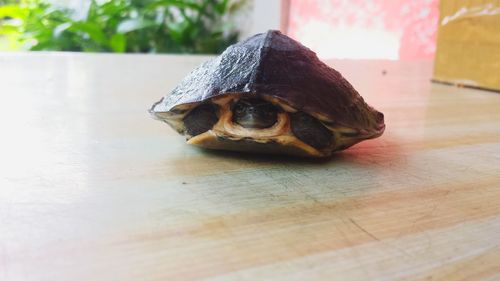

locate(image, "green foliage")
[[0, 0, 244, 53]]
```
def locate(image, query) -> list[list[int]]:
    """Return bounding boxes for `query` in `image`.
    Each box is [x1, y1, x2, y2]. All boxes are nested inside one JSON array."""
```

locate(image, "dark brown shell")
[[151, 30, 384, 134]]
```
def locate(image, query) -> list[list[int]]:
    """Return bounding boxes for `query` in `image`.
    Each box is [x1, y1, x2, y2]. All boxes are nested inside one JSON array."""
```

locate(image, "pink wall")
[[287, 0, 439, 60]]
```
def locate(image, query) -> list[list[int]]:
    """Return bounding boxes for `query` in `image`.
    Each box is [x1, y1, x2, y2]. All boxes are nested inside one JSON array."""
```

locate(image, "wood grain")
[[0, 53, 499, 281]]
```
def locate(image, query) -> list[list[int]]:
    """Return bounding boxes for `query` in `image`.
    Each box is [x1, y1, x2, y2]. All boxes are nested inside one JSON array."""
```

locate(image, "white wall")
[[239, 0, 282, 39]]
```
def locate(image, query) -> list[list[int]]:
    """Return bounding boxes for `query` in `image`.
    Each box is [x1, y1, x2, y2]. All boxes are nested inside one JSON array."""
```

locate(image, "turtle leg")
[[290, 112, 333, 149], [183, 103, 219, 136]]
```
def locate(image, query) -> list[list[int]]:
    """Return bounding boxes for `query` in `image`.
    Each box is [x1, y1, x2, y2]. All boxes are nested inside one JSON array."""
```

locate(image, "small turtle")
[[150, 30, 385, 157]]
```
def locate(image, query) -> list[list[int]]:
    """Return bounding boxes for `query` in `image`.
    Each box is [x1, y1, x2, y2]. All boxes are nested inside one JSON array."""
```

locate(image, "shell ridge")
[[246, 30, 273, 94]]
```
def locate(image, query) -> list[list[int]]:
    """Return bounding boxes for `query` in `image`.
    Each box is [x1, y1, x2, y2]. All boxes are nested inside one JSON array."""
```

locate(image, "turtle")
[[149, 30, 385, 157]]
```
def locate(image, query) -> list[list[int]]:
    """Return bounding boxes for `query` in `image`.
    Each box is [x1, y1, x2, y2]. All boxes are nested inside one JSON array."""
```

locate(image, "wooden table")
[[1, 53, 499, 281]]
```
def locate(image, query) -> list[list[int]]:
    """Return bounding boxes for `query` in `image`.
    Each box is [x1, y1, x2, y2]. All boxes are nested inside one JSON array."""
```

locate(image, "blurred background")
[[0, 0, 438, 60], [287, 0, 438, 60]]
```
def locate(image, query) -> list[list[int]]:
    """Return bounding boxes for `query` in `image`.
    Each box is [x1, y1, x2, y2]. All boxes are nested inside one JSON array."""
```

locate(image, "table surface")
[[1, 53, 499, 281]]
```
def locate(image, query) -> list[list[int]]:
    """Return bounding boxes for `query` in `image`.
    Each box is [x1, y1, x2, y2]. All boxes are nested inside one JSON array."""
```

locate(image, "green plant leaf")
[[168, 20, 189, 43], [100, 1, 128, 16], [69, 22, 107, 44], [117, 18, 155, 33], [215, 0, 229, 14], [2, 0, 244, 54], [53, 22, 71, 38], [109, 33, 125, 52], [0, 5, 28, 19], [146, 0, 201, 11], [0, 24, 19, 35]]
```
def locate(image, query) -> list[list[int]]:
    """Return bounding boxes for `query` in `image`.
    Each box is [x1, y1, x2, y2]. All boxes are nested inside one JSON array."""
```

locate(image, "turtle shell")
[[151, 30, 384, 136], [150, 30, 385, 157]]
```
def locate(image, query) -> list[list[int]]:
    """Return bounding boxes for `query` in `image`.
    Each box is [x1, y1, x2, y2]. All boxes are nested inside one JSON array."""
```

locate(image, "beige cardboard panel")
[[433, 0, 500, 91]]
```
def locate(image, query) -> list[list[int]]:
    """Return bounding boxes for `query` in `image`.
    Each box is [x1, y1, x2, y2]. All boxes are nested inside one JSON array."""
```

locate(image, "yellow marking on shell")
[[186, 96, 326, 157], [215, 104, 290, 139], [211, 94, 236, 106], [187, 130, 324, 157], [265, 96, 298, 113], [159, 93, 376, 156]]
